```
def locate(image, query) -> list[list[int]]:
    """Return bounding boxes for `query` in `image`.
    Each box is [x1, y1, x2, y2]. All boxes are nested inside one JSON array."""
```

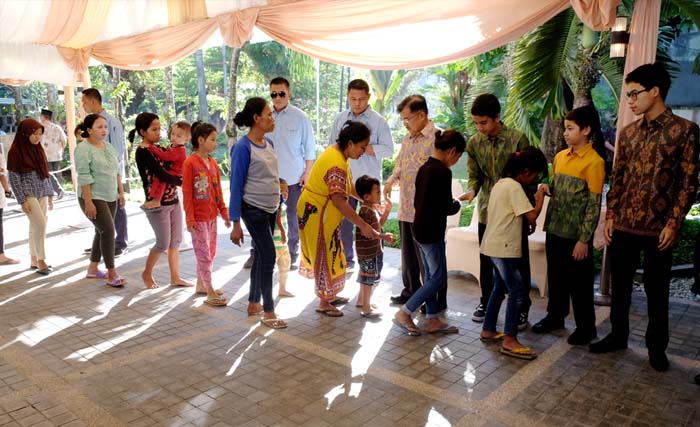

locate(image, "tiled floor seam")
[[0, 345, 126, 427]]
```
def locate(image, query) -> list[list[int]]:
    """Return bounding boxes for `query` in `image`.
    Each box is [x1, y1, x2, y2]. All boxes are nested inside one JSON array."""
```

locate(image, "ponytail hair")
[[502, 146, 548, 181], [233, 97, 267, 129], [128, 112, 159, 144], [191, 121, 217, 149], [433, 129, 466, 153], [337, 121, 370, 150], [76, 114, 105, 138]]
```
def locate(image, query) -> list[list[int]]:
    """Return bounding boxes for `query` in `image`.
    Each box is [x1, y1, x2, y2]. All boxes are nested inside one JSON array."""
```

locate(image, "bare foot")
[[142, 272, 159, 289], [171, 278, 194, 288], [247, 302, 264, 316], [278, 290, 295, 298]]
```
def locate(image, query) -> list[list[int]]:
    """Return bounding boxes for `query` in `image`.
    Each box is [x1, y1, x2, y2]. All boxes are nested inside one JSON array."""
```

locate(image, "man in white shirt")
[[329, 79, 393, 272], [39, 109, 66, 200]]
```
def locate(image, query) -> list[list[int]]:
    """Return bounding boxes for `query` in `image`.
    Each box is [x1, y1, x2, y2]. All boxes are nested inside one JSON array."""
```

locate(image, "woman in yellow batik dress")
[[298, 121, 379, 317]]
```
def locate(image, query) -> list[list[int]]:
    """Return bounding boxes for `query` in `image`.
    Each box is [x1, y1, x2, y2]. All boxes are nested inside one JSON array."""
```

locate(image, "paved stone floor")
[[1, 194, 699, 427]]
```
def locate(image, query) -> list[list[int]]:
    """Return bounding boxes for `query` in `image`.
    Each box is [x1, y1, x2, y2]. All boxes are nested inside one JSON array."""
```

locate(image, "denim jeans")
[[241, 202, 277, 313], [483, 257, 525, 337], [402, 241, 446, 318]]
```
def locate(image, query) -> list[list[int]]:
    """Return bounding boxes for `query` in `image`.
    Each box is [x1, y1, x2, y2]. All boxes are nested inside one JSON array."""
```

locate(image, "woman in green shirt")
[[75, 114, 126, 287]]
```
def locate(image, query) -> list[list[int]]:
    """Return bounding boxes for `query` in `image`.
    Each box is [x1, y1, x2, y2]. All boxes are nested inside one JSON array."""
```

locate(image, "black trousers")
[[609, 230, 672, 353], [478, 220, 532, 313], [545, 233, 596, 333]]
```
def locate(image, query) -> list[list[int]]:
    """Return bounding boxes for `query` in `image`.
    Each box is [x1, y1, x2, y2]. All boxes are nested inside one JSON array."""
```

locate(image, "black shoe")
[[589, 333, 627, 354], [518, 311, 529, 331], [695, 374, 700, 385], [531, 317, 565, 334], [83, 247, 92, 254], [243, 251, 254, 269], [649, 351, 669, 372], [390, 295, 409, 305], [472, 303, 485, 323], [691, 278, 700, 295], [114, 247, 128, 257], [567, 329, 597, 346], [290, 264, 299, 271]]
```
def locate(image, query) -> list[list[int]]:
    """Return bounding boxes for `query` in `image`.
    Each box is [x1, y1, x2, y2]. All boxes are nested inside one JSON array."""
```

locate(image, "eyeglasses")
[[401, 113, 418, 123], [625, 88, 649, 101], [270, 91, 287, 99]]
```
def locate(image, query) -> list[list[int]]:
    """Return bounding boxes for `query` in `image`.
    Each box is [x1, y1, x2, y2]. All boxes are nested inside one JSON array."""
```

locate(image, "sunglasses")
[[270, 91, 287, 99]]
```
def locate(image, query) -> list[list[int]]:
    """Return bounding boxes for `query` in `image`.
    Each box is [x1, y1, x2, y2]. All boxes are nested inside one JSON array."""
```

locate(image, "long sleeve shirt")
[[544, 143, 605, 243], [8, 171, 53, 205], [100, 110, 127, 178], [386, 121, 439, 223], [466, 125, 530, 224], [266, 104, 316, 184], [413, 157, 461, 244], [229, 136, 280, 221], [135, 146, 181, 206], [606, 109, 699, 235], [328, 106, 393, 182], [182, 154, 229, 227], [40, 121, 66, 162]]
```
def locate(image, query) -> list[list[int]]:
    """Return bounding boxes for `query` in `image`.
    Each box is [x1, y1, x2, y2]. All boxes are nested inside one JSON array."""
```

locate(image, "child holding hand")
[[479, 147, 549, 360], [354, 175, 394, 318], [182, 122, 230, 305], [143, 121, 190, 209]]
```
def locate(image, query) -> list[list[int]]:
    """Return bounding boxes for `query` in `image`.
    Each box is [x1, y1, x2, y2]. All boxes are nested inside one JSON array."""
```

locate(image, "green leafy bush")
[[382, 157, 396, 180]]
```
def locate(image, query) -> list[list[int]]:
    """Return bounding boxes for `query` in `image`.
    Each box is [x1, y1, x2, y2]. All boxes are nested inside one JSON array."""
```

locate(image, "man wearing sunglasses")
[[248, 76, 317, 271], [590, 63, 699, 373], [329, 79, 394, 275]]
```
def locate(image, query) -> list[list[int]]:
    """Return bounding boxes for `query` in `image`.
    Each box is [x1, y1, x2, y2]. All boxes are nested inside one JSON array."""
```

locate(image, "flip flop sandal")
[[196, 289, 224, 295], [0, 258, 19, 265], [500, 346, 537, 360], [330, 297, 349, 306], [204, 297, 227, 306], [106, 275, 126, 287], [315, 307, 344, 317], [36, 267, 53, 275], [247, 309, 264, 316], [392, 319, 421, 336], [85, 270, 108, 279], [360, 311, 382, 319], [260, 318, 287, 329], [355, 303, 378, 309], [427, 325, 459, 334], [480, 332, 506, 342]]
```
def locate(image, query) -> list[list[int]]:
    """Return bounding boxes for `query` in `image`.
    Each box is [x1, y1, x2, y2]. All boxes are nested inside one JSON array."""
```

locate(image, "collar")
[[566, 142, 593, 158], [273, 104, 290, 115], [410, 120, 435, 140], [639, 108, 673, 129], [348, 105, 372, 119]]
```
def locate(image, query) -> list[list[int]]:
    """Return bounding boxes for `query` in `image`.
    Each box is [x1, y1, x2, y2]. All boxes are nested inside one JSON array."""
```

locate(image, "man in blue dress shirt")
[[329, 79, 393, 272], [265, 76, 316, 269]]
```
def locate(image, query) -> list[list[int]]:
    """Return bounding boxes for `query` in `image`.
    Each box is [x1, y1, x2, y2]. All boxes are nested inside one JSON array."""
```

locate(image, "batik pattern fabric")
[[544, 143, 605, 243], [606, 109, 699, 236], [297, 147, 352, 300], [466, 125, 530, 224]]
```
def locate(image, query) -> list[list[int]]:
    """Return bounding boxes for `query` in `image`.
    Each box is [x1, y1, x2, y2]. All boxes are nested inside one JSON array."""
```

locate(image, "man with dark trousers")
[[590, 63, 699, 372]]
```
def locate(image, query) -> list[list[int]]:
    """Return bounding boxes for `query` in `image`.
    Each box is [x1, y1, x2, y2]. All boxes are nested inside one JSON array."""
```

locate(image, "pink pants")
[[192, 220, 217, 291]]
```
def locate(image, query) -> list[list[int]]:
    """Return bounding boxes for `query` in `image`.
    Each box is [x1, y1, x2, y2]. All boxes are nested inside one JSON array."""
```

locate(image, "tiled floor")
[[1, 195, 699, 427]]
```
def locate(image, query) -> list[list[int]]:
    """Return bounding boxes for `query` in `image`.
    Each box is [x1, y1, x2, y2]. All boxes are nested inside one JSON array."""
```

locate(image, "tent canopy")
[[0, 0, 619, 86]]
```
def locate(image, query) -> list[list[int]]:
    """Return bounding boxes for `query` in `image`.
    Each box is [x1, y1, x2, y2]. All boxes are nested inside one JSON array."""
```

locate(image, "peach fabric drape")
[[614, 0, 662, 149], [570, 0, 618, 31]]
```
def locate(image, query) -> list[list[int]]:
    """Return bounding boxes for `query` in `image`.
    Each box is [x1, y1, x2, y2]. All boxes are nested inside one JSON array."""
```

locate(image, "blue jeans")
[[241, 202, 277, 313], [483, 257, 525, 337], [402, 241, 446, 318], [339, 197, 358, 268], [115, 202, 128, 251]]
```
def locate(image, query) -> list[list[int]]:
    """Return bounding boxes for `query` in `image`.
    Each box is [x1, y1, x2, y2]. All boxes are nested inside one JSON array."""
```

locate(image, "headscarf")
[[7, 118, 50, 179]]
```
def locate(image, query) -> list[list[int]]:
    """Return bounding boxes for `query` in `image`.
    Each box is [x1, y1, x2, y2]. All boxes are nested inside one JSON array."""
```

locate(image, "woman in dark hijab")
[[7, 118, 54, 274]]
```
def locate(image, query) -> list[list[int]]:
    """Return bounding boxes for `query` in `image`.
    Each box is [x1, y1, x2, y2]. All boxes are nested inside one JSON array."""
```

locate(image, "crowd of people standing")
[[2, 64, 700, 383]]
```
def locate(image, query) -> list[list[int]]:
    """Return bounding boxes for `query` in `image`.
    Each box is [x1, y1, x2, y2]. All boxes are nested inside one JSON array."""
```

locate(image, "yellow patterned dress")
[[297, 146, 352, 300]]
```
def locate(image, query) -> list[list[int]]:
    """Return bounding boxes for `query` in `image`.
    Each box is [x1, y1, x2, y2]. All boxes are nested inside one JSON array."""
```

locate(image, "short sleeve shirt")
[[480, 178, 533, 258]]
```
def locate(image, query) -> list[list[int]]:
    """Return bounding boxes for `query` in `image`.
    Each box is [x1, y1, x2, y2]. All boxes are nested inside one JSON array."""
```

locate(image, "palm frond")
[[597, 54, 623, 105], [668, 0, 700, 29]]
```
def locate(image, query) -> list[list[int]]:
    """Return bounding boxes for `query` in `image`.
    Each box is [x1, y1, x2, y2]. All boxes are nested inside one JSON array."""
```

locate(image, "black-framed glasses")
[[625, 88, 649, 101], [270, 91, 287, 99]]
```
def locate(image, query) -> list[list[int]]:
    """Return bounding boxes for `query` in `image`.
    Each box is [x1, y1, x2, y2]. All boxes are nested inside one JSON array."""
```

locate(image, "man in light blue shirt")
[[329, 79, 393, 271], [81, 88, 129, 255], [265, 76, 316, 268]]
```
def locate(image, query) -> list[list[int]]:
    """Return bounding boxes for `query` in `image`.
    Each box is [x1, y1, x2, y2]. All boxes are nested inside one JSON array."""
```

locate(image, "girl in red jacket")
[[182, 122, 231, 306]]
